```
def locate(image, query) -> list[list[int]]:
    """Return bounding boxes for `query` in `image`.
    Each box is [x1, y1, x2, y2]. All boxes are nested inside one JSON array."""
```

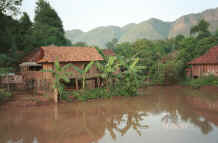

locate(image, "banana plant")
[[72, 61, 95, 89], [118, 57, 146, 96], [42, 59, 73, 102], [96, 56, 120, 88]]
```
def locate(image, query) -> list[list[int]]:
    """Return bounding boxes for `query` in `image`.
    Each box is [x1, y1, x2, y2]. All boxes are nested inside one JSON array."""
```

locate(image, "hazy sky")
[[21, 0, 218, 31]]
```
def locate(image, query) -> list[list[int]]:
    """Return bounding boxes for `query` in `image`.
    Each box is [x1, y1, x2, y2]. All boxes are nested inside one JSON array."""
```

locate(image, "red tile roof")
[[102, 49, 116, 56], [22, 48, 43, 62], [38, 46, 104, 63], [189, 46, 218, 65]]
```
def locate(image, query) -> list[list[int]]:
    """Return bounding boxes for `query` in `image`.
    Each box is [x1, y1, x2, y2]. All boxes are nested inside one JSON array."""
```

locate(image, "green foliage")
[[42, 60, 73, 98], [72, 61, 95, 89], [149, 60, 184, 85], [186, 75, 218, 89], [16, 12, 33, 51], [66, 9, 218, 48], [0, 7, 32, 67], [32, 0, 69, 47], [106, 38, 118, 49], [72, 88, 108, 101], [96, 56, 120, 88], [0, 89, 12, 102], [71, 42, 88, 47], [190, 19, 211, 39], [116, 57, 146, 96], [0, 67, 13, 75]]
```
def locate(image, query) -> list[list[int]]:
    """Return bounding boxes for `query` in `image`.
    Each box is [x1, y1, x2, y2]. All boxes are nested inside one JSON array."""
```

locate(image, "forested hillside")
[[66, 7, 218, 48]]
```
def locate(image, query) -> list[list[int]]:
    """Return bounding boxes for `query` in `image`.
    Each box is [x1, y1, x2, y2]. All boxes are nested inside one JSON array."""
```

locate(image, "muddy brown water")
[[1, 86, 218, 143]]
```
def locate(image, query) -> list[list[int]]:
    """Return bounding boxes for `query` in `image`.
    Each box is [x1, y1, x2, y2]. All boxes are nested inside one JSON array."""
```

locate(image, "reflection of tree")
[[1, 89, 218, 143], [161, 112, 180, 128], [114, 112, 148, 137], [192, 119, 213, 135], [158, 94, 214, 135]]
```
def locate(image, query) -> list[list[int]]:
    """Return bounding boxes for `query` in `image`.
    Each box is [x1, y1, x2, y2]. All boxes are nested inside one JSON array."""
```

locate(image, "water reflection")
[[1, 87, 218, 143]]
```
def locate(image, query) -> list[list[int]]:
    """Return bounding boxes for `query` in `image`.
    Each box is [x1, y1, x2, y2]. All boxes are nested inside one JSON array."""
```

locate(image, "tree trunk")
[[75, 79, 79, 90], [54, 88, 58, 103]]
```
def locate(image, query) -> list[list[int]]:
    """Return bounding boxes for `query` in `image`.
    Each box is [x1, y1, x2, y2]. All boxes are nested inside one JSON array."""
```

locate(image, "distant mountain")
[[168, 8, 218, 38], [119, 18, 172, 43], [65, 7, 218, 48]]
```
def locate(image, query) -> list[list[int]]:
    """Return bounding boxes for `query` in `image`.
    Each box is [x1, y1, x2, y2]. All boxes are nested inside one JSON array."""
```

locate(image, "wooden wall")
[[20, 61, 101, 90], [191, 64, 218, 77], [61, 61, 100, 79], [42, 63, 53, 80]]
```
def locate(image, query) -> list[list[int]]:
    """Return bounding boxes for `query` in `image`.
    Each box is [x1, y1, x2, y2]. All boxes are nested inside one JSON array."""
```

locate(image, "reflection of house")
[[188, 46, 218, 78], [20, 46, 104, 89]]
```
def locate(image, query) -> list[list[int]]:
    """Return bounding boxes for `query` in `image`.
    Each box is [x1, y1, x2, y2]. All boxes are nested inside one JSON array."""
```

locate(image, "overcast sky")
[[21, 0, 218, 32]]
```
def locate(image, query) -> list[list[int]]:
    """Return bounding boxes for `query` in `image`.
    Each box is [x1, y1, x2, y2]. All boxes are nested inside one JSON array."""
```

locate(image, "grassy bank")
[[180, 75, 218, 89]]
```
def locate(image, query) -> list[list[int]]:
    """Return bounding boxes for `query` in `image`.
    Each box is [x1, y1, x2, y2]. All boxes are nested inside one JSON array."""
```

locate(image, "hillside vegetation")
[[66, 8, 218, 48]]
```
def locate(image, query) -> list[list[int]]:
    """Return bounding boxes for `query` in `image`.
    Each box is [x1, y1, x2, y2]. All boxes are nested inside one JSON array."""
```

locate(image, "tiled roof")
[[38, 46, 104, 63], [22, 48, 43, 62], [189, 46, 218, 65], [102, 49, 116, 56]]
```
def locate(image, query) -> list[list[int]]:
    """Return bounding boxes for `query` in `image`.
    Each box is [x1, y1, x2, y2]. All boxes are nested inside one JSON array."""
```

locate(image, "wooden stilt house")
[[188, 46, 218, 78], [20, 46, 104, 90]]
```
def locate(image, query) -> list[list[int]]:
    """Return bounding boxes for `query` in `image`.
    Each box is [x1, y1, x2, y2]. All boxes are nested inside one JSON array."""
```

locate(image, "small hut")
[[188, 46, 218, 78]]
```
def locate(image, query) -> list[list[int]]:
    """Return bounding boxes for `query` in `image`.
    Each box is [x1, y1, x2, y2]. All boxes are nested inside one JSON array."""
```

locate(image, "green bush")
[[72, 88, 109, 101], [0, 89, 12, 102], [187, 75, 218, 89]]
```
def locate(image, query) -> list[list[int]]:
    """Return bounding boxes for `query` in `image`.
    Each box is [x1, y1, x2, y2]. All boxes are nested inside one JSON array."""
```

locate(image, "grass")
[[181, 75, 218, 89]]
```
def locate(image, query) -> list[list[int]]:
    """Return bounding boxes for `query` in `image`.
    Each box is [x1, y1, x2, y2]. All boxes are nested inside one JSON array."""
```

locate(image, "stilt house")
[[188, 46, 218, 78], [20, 46, 104, 89]]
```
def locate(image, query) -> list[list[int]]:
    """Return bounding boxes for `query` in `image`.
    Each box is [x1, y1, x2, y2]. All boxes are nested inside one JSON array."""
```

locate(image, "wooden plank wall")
[[192, 64, 218, 77]]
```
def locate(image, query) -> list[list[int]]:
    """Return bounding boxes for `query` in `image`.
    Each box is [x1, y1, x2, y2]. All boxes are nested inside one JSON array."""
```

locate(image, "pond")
[[1, 86, 218, 143]]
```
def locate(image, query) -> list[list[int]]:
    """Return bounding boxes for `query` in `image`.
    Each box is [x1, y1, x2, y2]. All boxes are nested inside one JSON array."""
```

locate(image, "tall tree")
[[190, 19, 211, 39], [106, 38, 118, 49], [32, 0, 69, 47], [16, 12, 33, 51]]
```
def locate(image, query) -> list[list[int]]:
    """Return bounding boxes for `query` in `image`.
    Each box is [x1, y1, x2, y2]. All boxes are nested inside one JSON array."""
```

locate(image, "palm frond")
[[84, 61, 95, 73]]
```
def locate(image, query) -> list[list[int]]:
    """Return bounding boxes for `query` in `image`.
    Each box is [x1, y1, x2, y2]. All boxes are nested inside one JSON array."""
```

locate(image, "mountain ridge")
[[65, 7, 218, 48]]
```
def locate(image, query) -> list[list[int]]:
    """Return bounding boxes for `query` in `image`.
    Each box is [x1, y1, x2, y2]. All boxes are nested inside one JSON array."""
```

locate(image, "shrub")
[[188, 75, 218, 89], [0, 89, 12, 102], [72, 88, 109, 101]]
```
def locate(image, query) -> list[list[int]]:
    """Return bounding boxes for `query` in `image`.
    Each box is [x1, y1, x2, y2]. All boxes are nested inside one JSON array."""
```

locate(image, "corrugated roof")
[[38, 46, 104, 63], [19, 62, 42, 67], [189, 46, 218, 65]]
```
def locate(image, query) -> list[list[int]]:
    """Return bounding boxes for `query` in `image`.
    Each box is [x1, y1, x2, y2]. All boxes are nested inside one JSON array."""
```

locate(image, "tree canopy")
[[32, 0, 69, 47], [190, 19, 211, 39]]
